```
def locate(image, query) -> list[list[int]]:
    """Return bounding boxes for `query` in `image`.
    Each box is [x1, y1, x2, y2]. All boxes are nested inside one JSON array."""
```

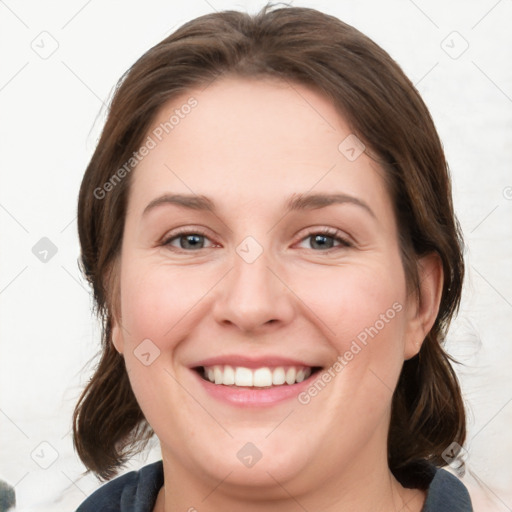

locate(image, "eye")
[[161, 229, 216, 251], [160, 227, 352, 253], [296, 228, 352, 251]]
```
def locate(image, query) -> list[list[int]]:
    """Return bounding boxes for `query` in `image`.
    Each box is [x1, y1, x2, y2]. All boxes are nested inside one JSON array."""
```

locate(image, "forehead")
[[128, 76, 392, 219]]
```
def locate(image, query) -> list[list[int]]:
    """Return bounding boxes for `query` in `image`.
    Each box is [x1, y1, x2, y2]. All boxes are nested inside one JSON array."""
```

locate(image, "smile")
[[190, 355, 325, 406], [196, 365, 322, 388]]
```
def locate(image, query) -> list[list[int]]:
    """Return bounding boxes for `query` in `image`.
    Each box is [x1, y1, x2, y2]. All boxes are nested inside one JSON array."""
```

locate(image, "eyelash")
[[161, 227, 353, 253]]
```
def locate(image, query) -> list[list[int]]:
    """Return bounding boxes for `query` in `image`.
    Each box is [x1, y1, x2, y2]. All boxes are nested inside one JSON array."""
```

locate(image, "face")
[[112, 77, 431, 496]]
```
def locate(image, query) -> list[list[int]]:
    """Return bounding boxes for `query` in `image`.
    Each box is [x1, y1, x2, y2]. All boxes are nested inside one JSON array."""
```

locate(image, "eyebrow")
[[142, 192, 375, 218]]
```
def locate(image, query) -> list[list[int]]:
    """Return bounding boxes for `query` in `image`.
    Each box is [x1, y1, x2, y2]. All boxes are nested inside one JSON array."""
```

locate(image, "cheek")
[[119, 260, 208, 346], [295, 256, 409, 397], [297, 259, 407, 343], [117, 262, 203, 426]]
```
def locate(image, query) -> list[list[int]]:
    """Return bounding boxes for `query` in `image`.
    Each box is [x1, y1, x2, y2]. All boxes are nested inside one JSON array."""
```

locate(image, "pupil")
[[313, 234, 333, 250], [181, 234, 203, 249]]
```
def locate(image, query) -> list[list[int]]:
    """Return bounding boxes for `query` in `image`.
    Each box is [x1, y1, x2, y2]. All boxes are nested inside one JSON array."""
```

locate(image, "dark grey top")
[[76, 459, 473, 511]]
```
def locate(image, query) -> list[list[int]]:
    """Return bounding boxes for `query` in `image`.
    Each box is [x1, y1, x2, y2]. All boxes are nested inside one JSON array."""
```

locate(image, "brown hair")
[[73, 3, 466, 481]]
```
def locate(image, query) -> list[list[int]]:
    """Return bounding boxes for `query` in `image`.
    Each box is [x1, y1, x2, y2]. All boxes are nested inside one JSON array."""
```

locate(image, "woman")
[[73, 4, 473, 511]]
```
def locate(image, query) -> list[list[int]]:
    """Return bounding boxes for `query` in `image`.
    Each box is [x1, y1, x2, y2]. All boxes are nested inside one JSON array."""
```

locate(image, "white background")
[[0, 0, 511, 510]]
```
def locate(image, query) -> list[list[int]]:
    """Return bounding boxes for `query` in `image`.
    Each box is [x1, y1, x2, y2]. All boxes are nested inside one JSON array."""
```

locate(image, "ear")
[[403, 252, 444, 360], [112, 317, 124, 355], [112, 319, 125, 355], [105, 258, 124, 354]]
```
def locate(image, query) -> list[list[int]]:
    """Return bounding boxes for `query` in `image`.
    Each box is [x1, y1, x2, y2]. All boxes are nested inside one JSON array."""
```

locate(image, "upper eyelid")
[[161, 226, 215, 244]]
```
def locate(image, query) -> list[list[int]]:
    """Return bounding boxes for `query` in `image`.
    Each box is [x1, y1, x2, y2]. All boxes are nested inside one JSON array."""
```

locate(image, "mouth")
[[193, 365, 323, 388]]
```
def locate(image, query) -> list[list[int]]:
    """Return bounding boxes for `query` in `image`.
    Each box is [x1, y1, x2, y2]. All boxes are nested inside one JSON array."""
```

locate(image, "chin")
[[193, 434, 313, 489]]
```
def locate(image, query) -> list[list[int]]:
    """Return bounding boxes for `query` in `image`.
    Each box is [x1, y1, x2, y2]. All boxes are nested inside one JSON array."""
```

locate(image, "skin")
[[111, 76, 443, 512]]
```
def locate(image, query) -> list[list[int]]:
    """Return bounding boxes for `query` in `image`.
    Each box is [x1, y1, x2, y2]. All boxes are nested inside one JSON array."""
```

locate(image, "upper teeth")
[[203, 365, 312, 387]]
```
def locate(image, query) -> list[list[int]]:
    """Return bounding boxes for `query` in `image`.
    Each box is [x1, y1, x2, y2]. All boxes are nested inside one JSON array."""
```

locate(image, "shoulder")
[[422, 467, 473, 512], [75, 460, 164, 512], [395, 460, 473, 512]]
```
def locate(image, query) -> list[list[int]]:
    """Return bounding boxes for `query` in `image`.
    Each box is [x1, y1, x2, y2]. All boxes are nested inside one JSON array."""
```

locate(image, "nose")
[[212, 241, 295, 333]]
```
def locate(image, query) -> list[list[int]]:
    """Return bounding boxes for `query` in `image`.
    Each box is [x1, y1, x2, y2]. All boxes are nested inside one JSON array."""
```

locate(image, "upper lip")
[[190, 355, 321, 369]]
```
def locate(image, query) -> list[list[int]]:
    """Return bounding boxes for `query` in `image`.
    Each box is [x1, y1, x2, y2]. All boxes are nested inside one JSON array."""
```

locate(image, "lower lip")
[[192, 369, 319, 407]]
